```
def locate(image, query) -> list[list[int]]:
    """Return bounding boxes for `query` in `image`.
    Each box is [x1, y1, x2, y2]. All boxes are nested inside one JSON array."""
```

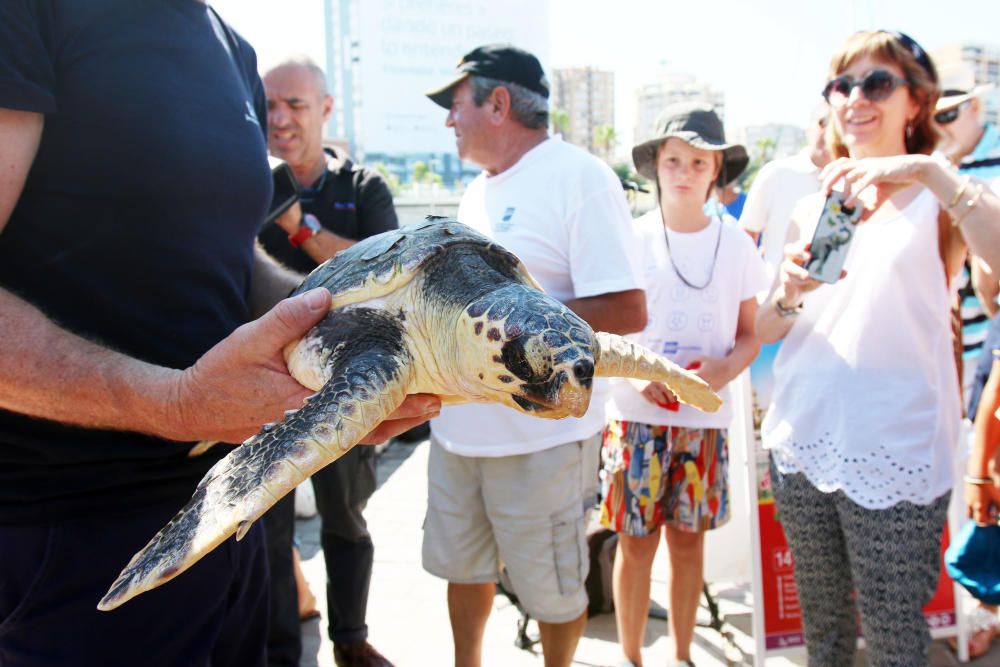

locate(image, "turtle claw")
[[235, 520, 253, 542]]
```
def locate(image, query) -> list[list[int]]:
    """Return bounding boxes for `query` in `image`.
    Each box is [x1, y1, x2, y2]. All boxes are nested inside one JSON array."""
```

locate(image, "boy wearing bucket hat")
[[600, 102, 767, 667]]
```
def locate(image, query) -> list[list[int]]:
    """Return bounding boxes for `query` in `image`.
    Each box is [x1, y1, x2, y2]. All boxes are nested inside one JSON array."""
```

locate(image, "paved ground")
[[295, 438, 1000, 667]]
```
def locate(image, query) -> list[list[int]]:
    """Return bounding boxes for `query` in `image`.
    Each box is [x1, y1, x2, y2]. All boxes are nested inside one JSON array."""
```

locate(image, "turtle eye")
[[501, 336, 551, 383]]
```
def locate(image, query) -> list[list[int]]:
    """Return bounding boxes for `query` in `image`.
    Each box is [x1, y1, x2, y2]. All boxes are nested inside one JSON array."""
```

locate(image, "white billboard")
[[357, 0, 550, 155]]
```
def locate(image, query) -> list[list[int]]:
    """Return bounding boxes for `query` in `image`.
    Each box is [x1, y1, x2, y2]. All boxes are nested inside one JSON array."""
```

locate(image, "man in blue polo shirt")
[[257, 57, 399, 667]]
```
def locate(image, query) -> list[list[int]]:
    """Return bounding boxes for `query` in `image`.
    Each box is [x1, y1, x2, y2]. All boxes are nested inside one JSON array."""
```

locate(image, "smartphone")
[[805, 190, 862, 283], [264, 156, 301, 227]]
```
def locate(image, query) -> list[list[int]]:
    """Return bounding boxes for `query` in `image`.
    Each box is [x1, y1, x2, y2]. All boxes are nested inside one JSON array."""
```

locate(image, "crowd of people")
[[2, 4, 1000, 667]]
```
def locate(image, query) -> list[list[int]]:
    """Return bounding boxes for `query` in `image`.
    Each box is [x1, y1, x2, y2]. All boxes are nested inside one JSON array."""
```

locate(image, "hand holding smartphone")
[[804, 190, 862, 283]]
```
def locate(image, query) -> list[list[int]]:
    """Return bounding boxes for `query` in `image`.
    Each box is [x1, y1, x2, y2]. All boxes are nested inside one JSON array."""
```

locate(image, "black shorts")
[[0, 502, 269, 667]]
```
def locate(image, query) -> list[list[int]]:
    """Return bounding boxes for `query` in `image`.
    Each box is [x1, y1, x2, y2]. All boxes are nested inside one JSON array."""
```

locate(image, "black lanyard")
[[660, 212, 723, 291]]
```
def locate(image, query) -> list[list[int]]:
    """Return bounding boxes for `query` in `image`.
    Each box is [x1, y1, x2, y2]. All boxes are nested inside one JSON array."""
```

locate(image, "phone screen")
[[805, 191, 862, 283]]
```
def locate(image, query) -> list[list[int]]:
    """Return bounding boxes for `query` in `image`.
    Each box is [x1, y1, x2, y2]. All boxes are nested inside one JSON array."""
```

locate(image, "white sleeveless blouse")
[[761, 189, 960, 509]]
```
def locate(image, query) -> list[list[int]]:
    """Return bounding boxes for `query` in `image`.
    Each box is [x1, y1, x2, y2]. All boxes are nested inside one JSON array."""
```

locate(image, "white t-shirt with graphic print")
[[431, 136, 643, 457], [607, 209, 769, 429]]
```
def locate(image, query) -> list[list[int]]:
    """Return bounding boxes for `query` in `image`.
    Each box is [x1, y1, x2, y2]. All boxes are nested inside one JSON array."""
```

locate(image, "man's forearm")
[[297, 228, 355, 264], [0, 286, 181, 437], [565, 289, 647, 335], [249, 244, 305, 318]]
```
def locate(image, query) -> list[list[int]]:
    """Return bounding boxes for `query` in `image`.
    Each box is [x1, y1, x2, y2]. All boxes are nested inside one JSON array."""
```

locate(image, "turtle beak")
[[516, 357, 594, 419]]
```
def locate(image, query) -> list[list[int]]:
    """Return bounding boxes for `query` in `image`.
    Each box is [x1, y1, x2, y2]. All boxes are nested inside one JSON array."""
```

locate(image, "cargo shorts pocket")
[[551, 503, 585, 596]]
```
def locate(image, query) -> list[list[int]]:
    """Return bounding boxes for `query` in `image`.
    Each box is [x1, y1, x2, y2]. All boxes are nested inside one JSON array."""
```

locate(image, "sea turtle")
[[98, 218, 721, 611]]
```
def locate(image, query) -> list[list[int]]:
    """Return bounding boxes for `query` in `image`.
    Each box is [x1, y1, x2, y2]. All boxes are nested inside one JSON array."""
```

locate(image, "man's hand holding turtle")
[[163, 287, 439, 444]]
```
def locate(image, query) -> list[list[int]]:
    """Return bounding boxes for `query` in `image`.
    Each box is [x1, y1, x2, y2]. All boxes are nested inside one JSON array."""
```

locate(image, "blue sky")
[[212, 0, 1000, 143]]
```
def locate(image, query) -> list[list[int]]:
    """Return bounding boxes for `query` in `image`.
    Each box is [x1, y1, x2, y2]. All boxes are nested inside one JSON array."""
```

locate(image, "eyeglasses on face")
[[822, 70, 908, 106], [934, 100, 971, 125]]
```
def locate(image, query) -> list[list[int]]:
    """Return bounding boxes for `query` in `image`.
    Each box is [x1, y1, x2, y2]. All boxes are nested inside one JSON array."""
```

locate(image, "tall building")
[[932, 43, 1000, 125], [634, 71, 725, 144], [551, 67, 615, 161], [326, 0, 551, 185]]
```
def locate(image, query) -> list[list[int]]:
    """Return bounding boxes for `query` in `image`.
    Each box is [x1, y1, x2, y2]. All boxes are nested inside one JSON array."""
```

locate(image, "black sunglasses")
[[822, 70, 908, 105], [934, 100, 970, 125]]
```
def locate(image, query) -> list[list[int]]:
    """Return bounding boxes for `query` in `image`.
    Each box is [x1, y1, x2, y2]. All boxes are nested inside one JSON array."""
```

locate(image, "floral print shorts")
[[599, 419, 729, 536]]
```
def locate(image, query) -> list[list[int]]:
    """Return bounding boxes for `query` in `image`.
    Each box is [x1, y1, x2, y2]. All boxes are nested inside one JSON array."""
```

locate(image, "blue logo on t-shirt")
[[661, 340, 702, 356], [501, 207, 515, 222], [244, 101, 259, 126]]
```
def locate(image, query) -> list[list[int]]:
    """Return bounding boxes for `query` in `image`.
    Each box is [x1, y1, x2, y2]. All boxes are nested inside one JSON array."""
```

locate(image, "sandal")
[[949, 605, 999, 658]]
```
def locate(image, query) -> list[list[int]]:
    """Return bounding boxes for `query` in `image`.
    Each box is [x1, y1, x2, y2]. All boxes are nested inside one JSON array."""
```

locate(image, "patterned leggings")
[[769, 456, 950, 667]]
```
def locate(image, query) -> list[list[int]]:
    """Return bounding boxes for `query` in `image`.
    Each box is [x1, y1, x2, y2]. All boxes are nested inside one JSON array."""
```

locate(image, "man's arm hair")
[[0, 287, 182, 435]]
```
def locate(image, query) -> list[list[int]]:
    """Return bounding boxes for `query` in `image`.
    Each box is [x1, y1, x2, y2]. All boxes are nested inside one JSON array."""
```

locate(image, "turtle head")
[[455, 285, 597, 418]]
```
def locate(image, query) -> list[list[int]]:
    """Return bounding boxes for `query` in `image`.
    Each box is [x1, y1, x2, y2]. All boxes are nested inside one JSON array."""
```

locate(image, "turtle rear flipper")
[[99, 309, 412, 611], [593, 332, 722, 413]]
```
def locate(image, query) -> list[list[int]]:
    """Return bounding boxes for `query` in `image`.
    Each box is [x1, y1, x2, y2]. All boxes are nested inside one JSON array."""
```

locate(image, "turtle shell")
[[292, 217, 541, 309]]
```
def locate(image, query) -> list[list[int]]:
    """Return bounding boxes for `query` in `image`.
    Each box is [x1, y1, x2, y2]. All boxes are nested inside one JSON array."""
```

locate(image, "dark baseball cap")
[[425, 44, 549, 109]]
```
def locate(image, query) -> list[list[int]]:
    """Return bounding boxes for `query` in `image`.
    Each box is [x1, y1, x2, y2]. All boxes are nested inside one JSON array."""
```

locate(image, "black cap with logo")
[[425, 44, 549, 109]]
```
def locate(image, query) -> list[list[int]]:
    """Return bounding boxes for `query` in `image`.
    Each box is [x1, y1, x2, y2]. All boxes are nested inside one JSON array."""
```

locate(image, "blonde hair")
[[825, 31, 939, 158]]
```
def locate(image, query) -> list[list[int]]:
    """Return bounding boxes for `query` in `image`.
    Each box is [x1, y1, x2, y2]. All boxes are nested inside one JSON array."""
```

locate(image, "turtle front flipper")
[[593, 332, 722, 413], [99, 308, 412, 611]]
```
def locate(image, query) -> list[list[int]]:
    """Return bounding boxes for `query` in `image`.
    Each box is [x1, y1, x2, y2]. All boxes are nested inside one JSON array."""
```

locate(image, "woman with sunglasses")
[[757, 31, 1000, 666]]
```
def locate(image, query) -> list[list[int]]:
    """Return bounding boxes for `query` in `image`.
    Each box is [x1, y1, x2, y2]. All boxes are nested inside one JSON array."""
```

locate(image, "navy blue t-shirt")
[[0, 1, 272, 522]]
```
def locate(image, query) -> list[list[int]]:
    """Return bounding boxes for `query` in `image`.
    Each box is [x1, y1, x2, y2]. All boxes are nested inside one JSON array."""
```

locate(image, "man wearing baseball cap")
[[934, 63, 1000, 424], [935, 62, 999, 177], [937, 62, 1000, 659], [422, 44, 646, 667]]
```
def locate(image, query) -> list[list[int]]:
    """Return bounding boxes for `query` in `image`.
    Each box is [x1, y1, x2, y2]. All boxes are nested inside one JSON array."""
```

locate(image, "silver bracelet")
[[774, 299, 803, 318], [964, 474, 993, 486]]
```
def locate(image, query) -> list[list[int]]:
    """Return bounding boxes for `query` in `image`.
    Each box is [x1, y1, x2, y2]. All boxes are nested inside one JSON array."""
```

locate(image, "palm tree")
[[593, 124, 617, 162], [740, 137, 777, 191], [550, 107, 570, 138]]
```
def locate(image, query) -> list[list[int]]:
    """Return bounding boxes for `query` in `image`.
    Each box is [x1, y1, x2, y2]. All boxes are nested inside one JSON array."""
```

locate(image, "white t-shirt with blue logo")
[[431, 136, 642, 457]]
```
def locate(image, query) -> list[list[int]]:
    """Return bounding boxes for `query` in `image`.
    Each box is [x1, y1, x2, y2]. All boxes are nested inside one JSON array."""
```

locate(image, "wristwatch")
[[288, 213, 322, 248]]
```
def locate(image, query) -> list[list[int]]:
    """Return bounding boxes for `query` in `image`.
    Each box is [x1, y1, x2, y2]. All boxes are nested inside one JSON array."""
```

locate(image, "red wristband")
[[288, 214, 321, 248]]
